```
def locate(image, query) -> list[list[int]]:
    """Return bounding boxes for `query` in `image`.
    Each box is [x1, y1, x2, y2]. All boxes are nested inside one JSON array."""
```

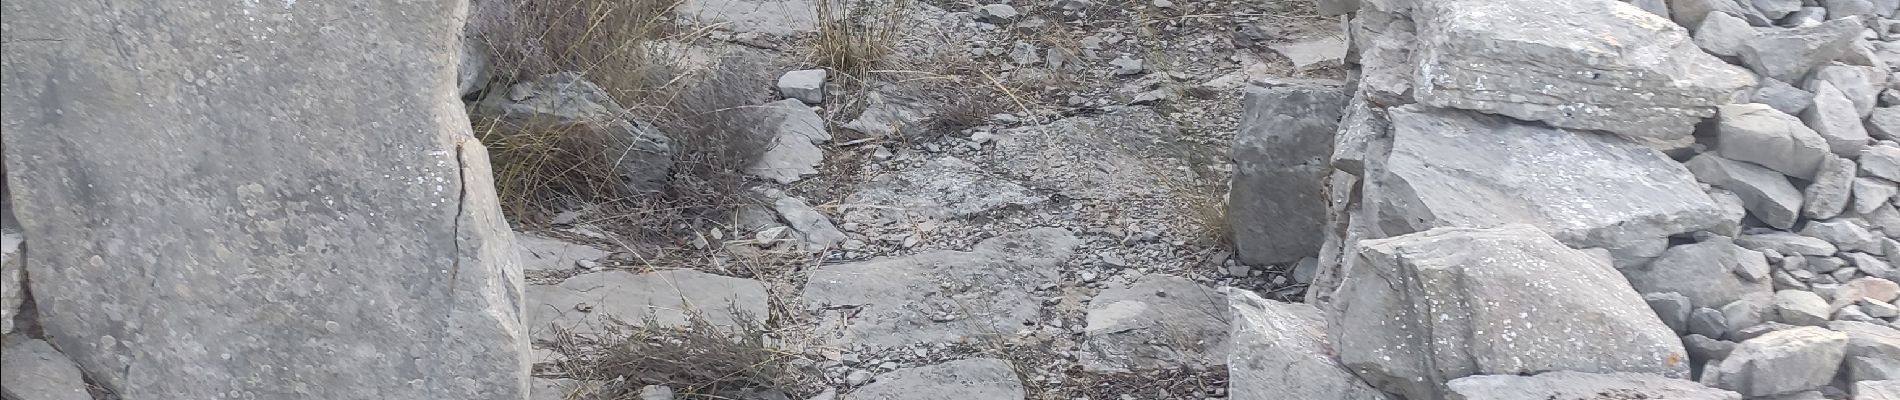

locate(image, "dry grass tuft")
[[548, 310, 816, 398], [813, 0, 912, 79]]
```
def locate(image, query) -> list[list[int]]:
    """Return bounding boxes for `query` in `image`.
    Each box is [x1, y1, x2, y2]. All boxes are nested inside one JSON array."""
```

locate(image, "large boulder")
[[1333, 225, 1689, 400], [1229, 79, 1348, 265], [1227, 290, 1390, 400], [802, 229, 1079, 350], [1699, 326, 1848, 397], [1374, 106, 1726, 250], [1446, 372, 1742, 400], [1622, 239, 1774, 310], [0, 0, 531, 397], [1080, 274, 1230, 372], [1411, 0, 1755, 139]]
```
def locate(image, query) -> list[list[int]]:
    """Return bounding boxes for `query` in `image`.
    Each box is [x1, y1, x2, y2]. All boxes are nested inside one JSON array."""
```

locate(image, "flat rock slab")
[[678, 0, 820, 36], [1700, 326, 1847, 397], [527, 269, 768, 340], [1375, 106, 1725, 250], [1412, 0, 1755, 139], [1446, 372, 1741, 400], [1, 338, 92, 400], [842, 157, 1044, 223], [518, 232, 612, 272], [2, 0, 530, 397], [803, 229, 1079, 350], [1229, 80, 1348, 266], [1227, 290, 1391, 400], [1080, 274, 1231, 372], [1333, 225, 1689, 400], [845, 358, 1026, 400]]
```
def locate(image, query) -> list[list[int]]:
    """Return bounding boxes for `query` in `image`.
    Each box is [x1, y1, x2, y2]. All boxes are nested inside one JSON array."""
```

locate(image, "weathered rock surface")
[[1739, 17, 1864, 83], [1333, 225, 1689, 400], [773, 196, 846, 249], [1687, 154, 1805, 230], [1, 338, 92, 400], [841, 157, 1044, 223], [1446, 372, 1742, 400], [1411, 0, 1756, 139], [1229, 80, 1347, 265], [1623, 239, 1774, 310], [517, 232, 611, 272], [987, 107, 1206, 203], [1715, 104, 1832, 180], [1227, 290, 1389, 400], [1803, 81, 1874, 156], [1862, 145, 1900, 182], [1736, 231, 1840, 256], [527, 270, 767, 339], [1863, 380, 1900, 400], [749, 99, 829, 184], [1831, 320, 1900, 382], [1804, 156, 1857, 220], [1081, 274, 1230, 372], [1, 232, 20, 335], [845, 358, 1025, 400], [1700, 326, 1848, 397], [1375, 106, 1725, 249], [1, 0, 532, 396], [1773, 289, 1832, 326], [479, 72, 676, 192], [803, 229, 1078, 350], [777, 69, 826, 104]]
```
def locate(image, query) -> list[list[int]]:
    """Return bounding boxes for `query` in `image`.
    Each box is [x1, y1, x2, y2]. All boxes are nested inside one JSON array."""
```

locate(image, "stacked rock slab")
[[0, 0, 530, 398], [1305, 0, 1900, 396], [1229, 80, 1348, 266], [1331, 225, 1689, 400]]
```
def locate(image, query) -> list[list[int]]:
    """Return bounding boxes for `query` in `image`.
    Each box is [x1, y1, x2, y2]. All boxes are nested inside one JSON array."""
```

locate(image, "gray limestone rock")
[[1756, 0, 1805, 19], [1804, 156, 1857, 219], [1803, 81, 1875, 155], [1740, 17, 1865, 83], [1, 338, 92, 400], [1756, 78, 1817, 115], [1693, 307, 1734, 339], [1700, 326, 1848, 397], [1800, 219, 1880, 253], [1860, 380, 1900, 400], [1862, 145, 1900, 182], [973, 4, 1020, 24], [1716, 103, 1832, 180], [1229, 80, 1347, 265], [1737, 231, 1841, 255], [985, 107, 1202, 203], [1376, 106, 1726, 251], [1773, 289, 1833, 326], [0, 233, 19, 335], [1805, 64, 1886, 117], [1697, 11, 1761, 57], [480, 72, 676, 193], [1413, 0, 1757, 139], [750, 99, 829, 184], [1832, 320, 1900, 382], [1331, 93, 1387, 176], [778, 69, 827, 104], [1626, 239, 1775, 310], [1871, 107, 1900, 140], [1783, 7, 1829, 27], [773, 196, 846, 249], [802, 229, 1079, 350], [1226, 290, 1391, 400], [841, 87, 938, 138], [1333, 225, 1689, 400], [1080, 274, 1230, 372], [1672, 0, 1772, 30], [1646, 292, 1696, 334], [1686, 154, 1805, 230], [1685, 334, 1738, 367], [845, 358, 1025, 400], [1446, 372, 1742, 400], [517, 232, 611, 272], [1854, 177, 1899, 214], [1722, 292, 1778, 339], [527, 270, 768, 340], [1, 0, 533, 396]]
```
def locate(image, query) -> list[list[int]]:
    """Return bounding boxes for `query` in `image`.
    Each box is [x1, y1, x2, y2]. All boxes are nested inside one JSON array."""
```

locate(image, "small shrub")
[[814, 0, 911, 78], [549, 310, 814, 398]]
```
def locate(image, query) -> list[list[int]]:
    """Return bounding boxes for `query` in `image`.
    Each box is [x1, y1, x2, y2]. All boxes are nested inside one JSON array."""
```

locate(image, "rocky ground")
[[8, 0, 1900, 398]]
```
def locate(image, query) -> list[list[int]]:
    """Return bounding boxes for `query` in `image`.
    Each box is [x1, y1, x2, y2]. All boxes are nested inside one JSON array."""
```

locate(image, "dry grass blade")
[[814, 0, 911, 79], [551, 309, 814, 398]]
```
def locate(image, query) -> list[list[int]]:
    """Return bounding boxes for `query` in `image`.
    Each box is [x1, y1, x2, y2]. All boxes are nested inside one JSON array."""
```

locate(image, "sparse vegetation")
[[813, 0, 911, 78], [546, 310, 817, 398]]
